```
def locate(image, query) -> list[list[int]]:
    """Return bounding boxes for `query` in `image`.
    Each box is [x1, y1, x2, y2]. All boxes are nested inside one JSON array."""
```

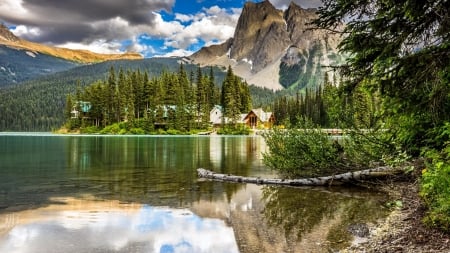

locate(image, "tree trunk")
[[197, 167, 401, 186]]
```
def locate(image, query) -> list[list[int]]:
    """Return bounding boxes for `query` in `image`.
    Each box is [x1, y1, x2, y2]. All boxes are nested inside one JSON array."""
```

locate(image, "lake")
[[0, 134, 388, 252]]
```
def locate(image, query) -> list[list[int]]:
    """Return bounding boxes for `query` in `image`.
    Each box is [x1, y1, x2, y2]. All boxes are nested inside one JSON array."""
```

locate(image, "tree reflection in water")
[[262, 186, 389, 251]]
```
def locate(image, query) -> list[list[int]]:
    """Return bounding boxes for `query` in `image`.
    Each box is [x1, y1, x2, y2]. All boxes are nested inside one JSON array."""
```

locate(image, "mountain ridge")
[[0, 24, 142, 63], [190, 1, 343, 90]]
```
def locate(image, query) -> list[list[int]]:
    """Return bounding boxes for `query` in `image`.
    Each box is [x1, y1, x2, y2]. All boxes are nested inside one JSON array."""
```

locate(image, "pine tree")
[[221, 65, 242, 124], [106, 66, 116, 125], [64, 94, 74, 120], [239, 81, 252, 113]]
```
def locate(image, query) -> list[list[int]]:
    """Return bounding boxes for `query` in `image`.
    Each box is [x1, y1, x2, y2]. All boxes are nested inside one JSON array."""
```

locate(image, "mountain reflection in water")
[[0, 134, 388, 253]]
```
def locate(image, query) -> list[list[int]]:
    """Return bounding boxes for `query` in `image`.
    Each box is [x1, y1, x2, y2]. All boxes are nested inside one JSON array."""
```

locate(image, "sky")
[[0, 0, 322, 57]]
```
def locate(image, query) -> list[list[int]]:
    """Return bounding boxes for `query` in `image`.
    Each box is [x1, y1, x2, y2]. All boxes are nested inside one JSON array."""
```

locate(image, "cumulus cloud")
[[156, 49, 195, 58], [167, 6, 240, 51], [0, 0, 176, 54], [58, 40, 123, 54]]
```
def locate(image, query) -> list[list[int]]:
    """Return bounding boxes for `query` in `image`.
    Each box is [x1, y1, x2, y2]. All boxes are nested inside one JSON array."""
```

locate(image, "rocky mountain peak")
[[231, 0, 289, 72], [0, 24, 20, 42], [190, 1, 343, 90]]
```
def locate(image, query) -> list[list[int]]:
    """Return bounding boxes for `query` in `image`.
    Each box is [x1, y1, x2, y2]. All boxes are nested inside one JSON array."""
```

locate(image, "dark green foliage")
[[263, 119, 396, 178], [420, 125, 450, 232], [63, 63, 251, 134], [249, 85, 278, 108], [273, 87, 329, 127], [314, 0, 450, 231], [263, 119, 349, 178], [0, 58, 226, 131], [272, 77, 378, 128], [217, 125, 251, 135], [221, 66, 252, 124], [314, 0, 450, 153]]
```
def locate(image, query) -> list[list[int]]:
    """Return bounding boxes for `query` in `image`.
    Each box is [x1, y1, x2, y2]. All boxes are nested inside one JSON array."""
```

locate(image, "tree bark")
[[197, 167, 401, 186]]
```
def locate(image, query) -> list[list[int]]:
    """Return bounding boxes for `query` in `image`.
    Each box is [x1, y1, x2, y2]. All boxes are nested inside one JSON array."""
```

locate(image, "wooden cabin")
[[243, 108, 275, 129]]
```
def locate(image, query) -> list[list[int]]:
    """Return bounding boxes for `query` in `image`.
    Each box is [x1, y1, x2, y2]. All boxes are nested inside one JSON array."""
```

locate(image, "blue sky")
[[0, 0, 322, 57]]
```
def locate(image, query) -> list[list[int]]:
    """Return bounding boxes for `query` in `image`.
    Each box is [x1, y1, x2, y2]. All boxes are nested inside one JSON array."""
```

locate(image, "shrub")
[[262, 119, 398, 178], [100, 123, 121, 134], [80, 126, 100, 134], [65, 118, 81, 130], [343, 129, 396, 168], [420, 145, 450, 232], [129, 128, 145, 135], [166, 129, 181, 135], [262, 119, 346, 178]]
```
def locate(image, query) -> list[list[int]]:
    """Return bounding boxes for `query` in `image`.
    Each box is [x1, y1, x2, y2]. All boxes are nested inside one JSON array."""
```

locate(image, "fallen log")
[[197, 166, 402, 186]]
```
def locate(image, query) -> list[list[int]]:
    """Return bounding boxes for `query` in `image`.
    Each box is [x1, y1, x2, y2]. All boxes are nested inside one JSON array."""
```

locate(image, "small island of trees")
[[63, 64, 252, 135]]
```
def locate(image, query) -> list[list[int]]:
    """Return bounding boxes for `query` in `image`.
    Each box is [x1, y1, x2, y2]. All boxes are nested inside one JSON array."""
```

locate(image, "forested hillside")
[[0, 58, 227, 131], [0, 45, 79, 85]]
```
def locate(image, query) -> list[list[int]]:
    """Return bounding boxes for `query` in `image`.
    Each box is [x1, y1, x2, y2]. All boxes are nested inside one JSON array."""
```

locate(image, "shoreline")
[[344, 181, 450, 252]]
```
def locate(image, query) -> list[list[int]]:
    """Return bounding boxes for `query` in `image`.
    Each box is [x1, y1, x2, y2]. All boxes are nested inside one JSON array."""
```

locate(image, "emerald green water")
[[0, 134, 388, 253]]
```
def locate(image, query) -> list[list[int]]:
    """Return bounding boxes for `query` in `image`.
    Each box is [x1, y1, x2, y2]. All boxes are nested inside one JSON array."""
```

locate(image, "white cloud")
[[143, 12, 184, 38], [58, 40, 123, 54], [155, 48, 195, 58], [11, 25, 41, 38], [174, 13, 193, 23], [0, 0, 28, 18], [205, 5, 223, 15], [165, 5, 240, 56]]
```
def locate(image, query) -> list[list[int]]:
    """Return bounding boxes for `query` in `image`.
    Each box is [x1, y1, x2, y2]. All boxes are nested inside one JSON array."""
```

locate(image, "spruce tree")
[[106, 66, 116, 125]]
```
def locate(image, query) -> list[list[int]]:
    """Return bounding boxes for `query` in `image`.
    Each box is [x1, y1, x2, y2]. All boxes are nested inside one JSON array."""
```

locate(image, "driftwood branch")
[[197, 166, 402, 186]]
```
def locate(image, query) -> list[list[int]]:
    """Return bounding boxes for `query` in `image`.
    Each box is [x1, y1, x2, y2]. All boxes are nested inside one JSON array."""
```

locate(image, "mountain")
[[0, 24, 142, 64], [0, 45, 79, 85], [190, 1, 344, 90]]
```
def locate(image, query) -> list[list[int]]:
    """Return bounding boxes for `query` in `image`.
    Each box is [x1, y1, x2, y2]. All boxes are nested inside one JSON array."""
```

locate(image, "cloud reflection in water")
[[0, 204, 238, 253]]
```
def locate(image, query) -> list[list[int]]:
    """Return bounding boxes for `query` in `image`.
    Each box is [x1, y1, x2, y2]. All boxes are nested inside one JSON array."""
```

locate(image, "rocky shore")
[[344, 181, 450, 253]]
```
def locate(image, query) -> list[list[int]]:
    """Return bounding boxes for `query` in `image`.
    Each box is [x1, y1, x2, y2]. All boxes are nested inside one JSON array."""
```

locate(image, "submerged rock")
[[347, 223, 370, 238]]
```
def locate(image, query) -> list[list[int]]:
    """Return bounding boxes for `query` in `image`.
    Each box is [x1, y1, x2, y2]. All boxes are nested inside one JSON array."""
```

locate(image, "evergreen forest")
[[64, 65, 252, 134], [0, 58, 231, 131]]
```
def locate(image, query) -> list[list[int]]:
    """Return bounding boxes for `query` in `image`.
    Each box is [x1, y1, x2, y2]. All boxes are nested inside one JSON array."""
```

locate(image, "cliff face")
[[230, 1, 290, 73], [190, 1, 343, 90]]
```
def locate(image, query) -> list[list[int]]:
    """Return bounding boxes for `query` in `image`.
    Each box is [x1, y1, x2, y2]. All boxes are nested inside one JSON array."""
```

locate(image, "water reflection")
[[261, 186, 388, 252], [0, 135, 270, 209], [0, 135, 389, 252], [0, 198, 238, 253]]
